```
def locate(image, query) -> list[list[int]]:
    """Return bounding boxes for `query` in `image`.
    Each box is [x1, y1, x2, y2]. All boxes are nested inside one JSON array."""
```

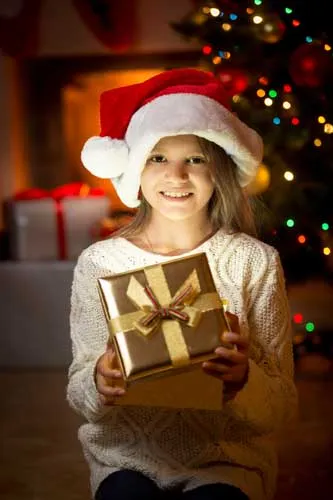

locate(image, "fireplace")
[[21, 51, 200, 209]]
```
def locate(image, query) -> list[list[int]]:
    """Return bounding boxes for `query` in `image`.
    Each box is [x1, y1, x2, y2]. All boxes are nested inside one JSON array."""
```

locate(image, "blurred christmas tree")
[[171, 0, 333, 284]]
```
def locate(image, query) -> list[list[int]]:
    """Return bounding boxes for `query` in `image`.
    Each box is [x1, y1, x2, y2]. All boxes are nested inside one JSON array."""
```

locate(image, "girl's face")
[[140, 135, 215, 223]]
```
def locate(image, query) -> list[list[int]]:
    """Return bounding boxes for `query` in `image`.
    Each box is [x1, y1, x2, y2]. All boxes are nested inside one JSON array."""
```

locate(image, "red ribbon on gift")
[[51, 183, 106, 258], [139, 284, 193, 329], [13, 188, 49, 201], [13, 183, 106, 259]]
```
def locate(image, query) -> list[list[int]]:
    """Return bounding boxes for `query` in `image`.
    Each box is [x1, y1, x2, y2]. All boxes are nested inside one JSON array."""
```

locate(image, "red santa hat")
[[81, 68, 263, 208]]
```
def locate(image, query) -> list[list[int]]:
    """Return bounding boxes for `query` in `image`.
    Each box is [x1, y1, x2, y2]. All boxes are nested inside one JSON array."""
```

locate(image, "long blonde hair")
[[116, 136, 258, 239]]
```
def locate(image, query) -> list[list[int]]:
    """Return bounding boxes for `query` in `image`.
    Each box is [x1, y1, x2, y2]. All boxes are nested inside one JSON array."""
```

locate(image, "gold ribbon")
[[109, 265, 222, 367]]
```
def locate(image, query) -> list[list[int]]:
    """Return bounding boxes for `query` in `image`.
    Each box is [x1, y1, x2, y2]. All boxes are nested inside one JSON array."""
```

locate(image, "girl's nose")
[[165, 161, 189, 180]]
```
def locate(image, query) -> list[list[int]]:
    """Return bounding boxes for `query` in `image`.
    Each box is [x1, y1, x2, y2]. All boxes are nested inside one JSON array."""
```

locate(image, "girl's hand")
[[94, 345, 126, 405], [202, 312, 249, 393]]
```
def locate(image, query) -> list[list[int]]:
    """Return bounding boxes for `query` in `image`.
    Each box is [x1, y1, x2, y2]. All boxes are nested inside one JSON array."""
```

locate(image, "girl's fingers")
[[95, 349, 126, 404], [221, 332, 249, 352], [106, 349, 119, 368], [202, 362, 246, 384], [100, 390, 125, 406], [98, 366, 123, 379], [97, 349, 123, 379], [214, 346, 248, 364], [222, 313, 248, 353], [97, 381, 126, 398], [202, 364, 232, 381], [100, 395, 115, 406], [202, 361, 230, 374], [225, 312, 240, 334]]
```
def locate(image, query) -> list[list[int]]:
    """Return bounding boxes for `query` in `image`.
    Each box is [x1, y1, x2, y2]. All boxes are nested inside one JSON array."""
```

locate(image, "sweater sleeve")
[[66, 248, 114, 423], [223, 249, 298, 435]]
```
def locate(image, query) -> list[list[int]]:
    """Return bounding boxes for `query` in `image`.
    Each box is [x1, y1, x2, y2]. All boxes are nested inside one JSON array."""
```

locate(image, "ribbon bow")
[[127, 269, 203, 337], [136, 283, 197, 332]]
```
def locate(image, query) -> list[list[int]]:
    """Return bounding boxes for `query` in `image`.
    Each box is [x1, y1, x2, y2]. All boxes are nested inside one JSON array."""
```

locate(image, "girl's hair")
[[116, 136, 258, 239]]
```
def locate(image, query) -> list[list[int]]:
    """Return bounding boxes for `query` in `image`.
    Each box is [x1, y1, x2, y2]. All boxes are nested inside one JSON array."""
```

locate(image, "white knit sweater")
[[67, 229, 297, 500]]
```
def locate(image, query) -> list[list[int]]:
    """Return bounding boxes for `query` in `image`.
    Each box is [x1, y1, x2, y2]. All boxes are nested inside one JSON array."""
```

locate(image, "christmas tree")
[[171, 0, 333, 284]]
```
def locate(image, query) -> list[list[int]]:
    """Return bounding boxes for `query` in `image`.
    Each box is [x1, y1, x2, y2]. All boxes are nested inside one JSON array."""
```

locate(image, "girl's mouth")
[[160, 191, 193, 200]]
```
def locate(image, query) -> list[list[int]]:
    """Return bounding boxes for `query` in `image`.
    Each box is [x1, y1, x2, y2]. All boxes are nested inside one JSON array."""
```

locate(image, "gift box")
[[6, 184, 110, 261], [61, 197, 111, 260], [98, 252, 231, 409]]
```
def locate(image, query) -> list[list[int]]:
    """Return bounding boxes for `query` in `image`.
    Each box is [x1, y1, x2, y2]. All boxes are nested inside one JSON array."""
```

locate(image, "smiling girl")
[[67, 68, 297, 500]]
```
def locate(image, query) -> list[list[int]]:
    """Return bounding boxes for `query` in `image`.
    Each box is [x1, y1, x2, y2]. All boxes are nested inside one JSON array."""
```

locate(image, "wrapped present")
[[98, 252, 231, 409], [6, 183, 110, 261], [6, 188, 59, 261]]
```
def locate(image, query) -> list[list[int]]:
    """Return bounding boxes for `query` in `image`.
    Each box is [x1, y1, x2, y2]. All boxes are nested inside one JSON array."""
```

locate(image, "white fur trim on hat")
[[117, 93, 263, 207], [81, 136, 128, 179]]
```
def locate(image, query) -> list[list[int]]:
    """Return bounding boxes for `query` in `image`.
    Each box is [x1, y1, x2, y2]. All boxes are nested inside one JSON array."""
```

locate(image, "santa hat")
[[81, 68, 263, 208]]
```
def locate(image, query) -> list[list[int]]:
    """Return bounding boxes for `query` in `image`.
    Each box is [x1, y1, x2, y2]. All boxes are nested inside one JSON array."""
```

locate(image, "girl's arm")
[[66, 249, 114, 423], [223, 250, 298, 435]]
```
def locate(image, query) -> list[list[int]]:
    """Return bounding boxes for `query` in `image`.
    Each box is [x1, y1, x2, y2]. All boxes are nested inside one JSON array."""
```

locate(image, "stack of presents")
[[1, 182, 134, 261]]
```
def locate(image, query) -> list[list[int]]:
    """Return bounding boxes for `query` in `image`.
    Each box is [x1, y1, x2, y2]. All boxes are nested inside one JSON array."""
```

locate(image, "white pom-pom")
[[81, 136, 128, 179]]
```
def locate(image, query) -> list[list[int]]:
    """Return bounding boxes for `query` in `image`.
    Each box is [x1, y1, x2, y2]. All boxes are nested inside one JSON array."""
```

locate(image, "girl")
[[67, 68, 297, 500]]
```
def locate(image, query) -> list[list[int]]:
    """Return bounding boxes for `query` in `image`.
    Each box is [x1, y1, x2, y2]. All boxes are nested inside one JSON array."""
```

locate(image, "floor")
[[1, 354, 333, 500]]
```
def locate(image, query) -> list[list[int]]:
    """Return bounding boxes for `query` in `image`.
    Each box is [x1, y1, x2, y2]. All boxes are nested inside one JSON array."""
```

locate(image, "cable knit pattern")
[[67, 230, 297, 500]]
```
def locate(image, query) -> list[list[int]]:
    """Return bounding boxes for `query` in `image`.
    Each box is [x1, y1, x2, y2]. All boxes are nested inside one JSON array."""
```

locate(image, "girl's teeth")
[[163, 192, 190, 198]]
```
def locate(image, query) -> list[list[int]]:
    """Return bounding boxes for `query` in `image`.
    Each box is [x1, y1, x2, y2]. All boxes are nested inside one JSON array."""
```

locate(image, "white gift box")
[[7, 196, 110, 261]]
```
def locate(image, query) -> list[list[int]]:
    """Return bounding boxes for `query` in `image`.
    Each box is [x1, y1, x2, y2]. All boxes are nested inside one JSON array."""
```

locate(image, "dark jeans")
[[95, 469, 249, 500]]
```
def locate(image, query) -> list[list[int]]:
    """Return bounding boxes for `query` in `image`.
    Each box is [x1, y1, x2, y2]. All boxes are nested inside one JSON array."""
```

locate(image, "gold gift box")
[[98, 252, 230, 387]]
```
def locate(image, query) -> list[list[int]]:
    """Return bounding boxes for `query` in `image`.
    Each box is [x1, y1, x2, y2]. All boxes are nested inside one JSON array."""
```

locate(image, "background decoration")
[[0, 0, 42, 58], [255, 12, 286, 43], [72, 0, 137, 52], [216, 66, 250, 95], [289, 42, 332, 88], [246, 162, 270, 195], [7, 183, 110, 261]]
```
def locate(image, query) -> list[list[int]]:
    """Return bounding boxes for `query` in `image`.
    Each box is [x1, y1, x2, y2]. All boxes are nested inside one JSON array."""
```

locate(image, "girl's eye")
[[147, 155, 166, 163], [188, 156, 207, 165]]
